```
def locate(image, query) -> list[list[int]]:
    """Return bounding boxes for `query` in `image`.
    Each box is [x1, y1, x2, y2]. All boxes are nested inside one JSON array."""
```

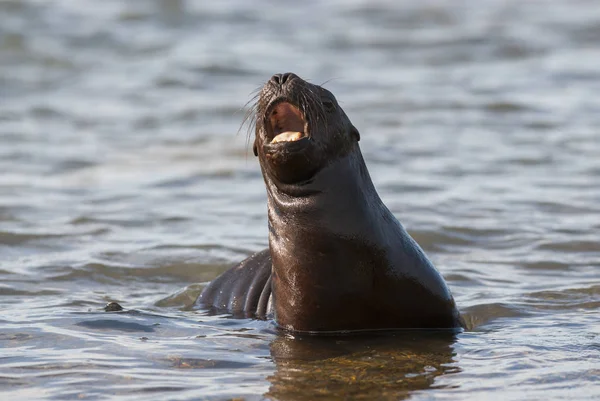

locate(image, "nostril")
[[270, 74, 283, 85], [270, 72, 295, 86]]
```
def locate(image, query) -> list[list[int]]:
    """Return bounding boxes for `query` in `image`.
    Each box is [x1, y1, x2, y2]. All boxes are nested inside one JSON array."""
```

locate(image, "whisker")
[[238, 87, 262, 157], [319, 77, 339, 87]]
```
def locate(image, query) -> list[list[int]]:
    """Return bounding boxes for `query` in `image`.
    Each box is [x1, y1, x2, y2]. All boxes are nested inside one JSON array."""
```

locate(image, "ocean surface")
[[1, 1, 599, 400]]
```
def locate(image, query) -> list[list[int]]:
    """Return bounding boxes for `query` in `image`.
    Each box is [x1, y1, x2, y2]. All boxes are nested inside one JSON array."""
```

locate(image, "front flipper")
[[196, 249, 273, 319]]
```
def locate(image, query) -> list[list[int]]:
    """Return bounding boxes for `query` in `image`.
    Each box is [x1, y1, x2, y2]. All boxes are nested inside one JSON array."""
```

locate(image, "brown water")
[[1, 1, 599, 400]]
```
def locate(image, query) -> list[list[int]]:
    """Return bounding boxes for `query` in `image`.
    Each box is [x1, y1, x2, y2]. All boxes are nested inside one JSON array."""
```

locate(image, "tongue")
[[271, 131, 305, 143]]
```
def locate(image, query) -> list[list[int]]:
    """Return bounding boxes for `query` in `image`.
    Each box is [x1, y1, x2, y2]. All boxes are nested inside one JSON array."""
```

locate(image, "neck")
[[263, 148, 399, 331], [265, 149, 386, 239]]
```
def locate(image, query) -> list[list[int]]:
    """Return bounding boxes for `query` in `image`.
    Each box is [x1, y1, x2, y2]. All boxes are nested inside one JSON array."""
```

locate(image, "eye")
[[323, 99, 336, 112]]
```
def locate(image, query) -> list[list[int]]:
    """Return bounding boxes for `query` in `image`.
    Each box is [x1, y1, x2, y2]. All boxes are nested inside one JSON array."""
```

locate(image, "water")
[[1, 0, 599, 399]]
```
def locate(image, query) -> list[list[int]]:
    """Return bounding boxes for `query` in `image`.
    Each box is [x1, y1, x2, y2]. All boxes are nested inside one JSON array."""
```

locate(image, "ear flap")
[[351, 125, 360, 142]]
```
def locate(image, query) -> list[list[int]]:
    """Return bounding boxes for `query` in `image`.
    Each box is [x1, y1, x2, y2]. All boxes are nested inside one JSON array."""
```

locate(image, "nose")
[[270, 72, 296, 86]]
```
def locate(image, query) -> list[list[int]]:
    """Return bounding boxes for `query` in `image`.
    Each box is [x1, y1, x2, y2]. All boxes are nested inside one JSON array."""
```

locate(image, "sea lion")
[[197, 72, 462, 333]]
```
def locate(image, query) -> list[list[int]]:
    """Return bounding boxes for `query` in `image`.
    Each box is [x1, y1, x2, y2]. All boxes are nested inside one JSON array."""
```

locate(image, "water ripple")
[[1, 0, 599, 399]]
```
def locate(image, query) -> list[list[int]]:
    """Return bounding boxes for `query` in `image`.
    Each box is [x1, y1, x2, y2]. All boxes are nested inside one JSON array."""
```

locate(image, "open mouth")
[[266, 101, 309, 144]]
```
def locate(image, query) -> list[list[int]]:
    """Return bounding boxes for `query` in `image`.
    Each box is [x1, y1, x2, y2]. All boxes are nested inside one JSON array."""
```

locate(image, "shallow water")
[[1, 0, 599, 400]]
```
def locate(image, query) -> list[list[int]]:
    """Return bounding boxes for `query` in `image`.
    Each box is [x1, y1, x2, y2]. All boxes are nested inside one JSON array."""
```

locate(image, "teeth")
[[271, 131, 305, 143]]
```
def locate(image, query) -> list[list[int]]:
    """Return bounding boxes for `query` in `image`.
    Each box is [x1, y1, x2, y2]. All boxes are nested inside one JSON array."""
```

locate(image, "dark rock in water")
[[104, 301, 123, 312]]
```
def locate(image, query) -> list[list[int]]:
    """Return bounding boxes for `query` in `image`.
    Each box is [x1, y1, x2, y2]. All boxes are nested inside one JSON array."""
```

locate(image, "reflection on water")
[[1, 0, 599, 399], [267, 332, 459, 401]]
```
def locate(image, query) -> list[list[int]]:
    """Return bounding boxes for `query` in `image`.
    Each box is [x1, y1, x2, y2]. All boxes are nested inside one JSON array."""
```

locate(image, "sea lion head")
[[252, 73, 360, 184]]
